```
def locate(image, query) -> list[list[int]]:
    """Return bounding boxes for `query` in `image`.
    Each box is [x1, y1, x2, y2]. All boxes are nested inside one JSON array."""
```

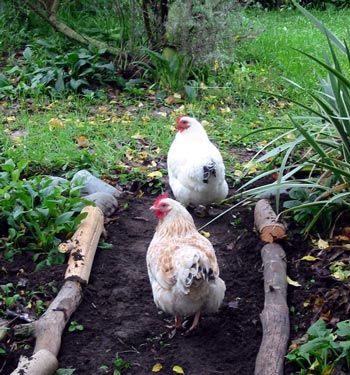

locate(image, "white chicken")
[[167, 115, 228, 207], [146, 193, 226, 335]]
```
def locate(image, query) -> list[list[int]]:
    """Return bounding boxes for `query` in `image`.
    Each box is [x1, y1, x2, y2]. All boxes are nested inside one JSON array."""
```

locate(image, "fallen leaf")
[[76, 136, 89, 148], [48, 117, 65, 129], [200, 230, 210, 238], [6, 116, 16, 123], [152, 363, 163, 372], [301, 255, 320, 262], [317, 238, 329, 250], [287, 276, 301, 287], [335, 235, 350, 241], [173, 365, 185, 374], [147, 171, 163, 178]]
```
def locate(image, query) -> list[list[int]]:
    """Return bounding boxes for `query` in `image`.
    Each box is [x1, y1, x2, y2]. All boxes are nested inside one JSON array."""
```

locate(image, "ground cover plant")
[[2, 2, 350, 374]]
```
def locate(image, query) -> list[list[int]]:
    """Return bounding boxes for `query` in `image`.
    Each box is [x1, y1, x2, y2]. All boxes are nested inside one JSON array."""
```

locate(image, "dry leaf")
[[173, 365, 185, 374], [6, 116, 16, 123], [317, 238, 329, 250], [164, 95, 182, 105], [287, 276, 301, 287], [301, 255, 320, 262], [200, 230, 210, 238], [76, 136, 89, 148], [335, 235, 350, 241], [48, 117, 65, 129], [152, 363, 163, 372], [147, 171, 163, 178]]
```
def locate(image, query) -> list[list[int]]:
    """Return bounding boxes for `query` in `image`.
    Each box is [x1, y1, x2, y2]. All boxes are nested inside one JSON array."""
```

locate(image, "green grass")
[[1, 7, 350, 188]]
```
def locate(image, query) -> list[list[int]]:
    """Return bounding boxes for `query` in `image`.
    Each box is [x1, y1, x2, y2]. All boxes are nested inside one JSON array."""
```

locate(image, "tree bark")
[[255, 243, 289, 375], [62, 205, 104, 283], [254, 199, 286, 243]]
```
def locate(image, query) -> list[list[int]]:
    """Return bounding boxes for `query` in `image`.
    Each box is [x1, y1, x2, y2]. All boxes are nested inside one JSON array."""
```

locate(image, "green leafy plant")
[[0, 283, 20, 310], [0, 44, 117, 98], [239, 3, 350, 235], [0, 159, 89, 268], [286, 318, 350, 374], [135, 49, 196, 97], [68, 320, 84, 332], [112, 356, 131, 375]]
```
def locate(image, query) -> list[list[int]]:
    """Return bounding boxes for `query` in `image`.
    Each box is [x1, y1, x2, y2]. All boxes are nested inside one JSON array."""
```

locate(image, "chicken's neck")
[[156, 212, 197, 239]]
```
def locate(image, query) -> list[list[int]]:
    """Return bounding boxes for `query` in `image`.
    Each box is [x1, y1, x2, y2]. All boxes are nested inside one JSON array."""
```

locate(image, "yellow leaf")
[[317, 238, 329, 250], [287, 276, 301, 287], [332, 271, 345, 281], [303, 301, 310, 307], [310, 360, 319, 371], [344, 244, 350, 250], [76, 136, 89, 148], [152, 363, 163, 372], [147, 171, 163, 178], [301, 255, 320, 262], [214, 59, 219, 72], [48, 117, 65, 129], [200, 230, 210, 238], [173, 365, 185, 374], [234, 170, 243, 178], [131, 132, 146, 140], [6, 116, 16, 123]]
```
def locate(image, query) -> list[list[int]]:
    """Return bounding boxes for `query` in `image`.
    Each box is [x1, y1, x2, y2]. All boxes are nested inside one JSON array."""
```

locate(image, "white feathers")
[[167, 116, 228, 206]]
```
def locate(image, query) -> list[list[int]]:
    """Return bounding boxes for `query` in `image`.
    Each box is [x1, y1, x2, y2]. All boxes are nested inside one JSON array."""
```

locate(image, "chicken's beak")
[[150, 205, 156, 211]]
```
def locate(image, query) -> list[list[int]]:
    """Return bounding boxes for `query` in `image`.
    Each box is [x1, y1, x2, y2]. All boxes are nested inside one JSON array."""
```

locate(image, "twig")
[[198, 197, 252, 231]]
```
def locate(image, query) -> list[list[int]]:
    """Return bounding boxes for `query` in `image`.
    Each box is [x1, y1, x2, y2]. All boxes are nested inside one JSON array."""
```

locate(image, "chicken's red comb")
[[154, 192, 169, 206], [176, 115, 187, 124]]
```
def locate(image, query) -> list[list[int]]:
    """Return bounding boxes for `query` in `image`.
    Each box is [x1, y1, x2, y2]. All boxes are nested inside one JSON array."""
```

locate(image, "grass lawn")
[[1, 7, 350, 184]]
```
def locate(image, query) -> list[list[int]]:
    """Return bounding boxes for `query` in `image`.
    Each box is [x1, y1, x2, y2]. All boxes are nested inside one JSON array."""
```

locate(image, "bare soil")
[[1, 189, 350, 375]]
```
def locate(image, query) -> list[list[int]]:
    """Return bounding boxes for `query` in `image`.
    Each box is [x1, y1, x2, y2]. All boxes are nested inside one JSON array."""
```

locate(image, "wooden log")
[[255, 243, 289, 375], [60, 205, 104, 283], [254, 199, 286, 243], [11, 349, 58, 375], [11, 280, 82, 375]]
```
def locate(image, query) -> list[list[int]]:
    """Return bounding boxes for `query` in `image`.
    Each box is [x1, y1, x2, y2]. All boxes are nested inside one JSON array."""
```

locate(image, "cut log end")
[[254, 199, 286, 243], [260, 224, 287, 243]]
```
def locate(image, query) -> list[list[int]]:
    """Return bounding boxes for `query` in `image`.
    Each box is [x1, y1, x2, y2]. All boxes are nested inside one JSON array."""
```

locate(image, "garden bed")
[[3, 188, 349, 374]]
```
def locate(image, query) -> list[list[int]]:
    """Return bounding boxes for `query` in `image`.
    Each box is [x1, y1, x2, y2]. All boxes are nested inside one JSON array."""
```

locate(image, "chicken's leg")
[[184, 311, 201, 335]]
